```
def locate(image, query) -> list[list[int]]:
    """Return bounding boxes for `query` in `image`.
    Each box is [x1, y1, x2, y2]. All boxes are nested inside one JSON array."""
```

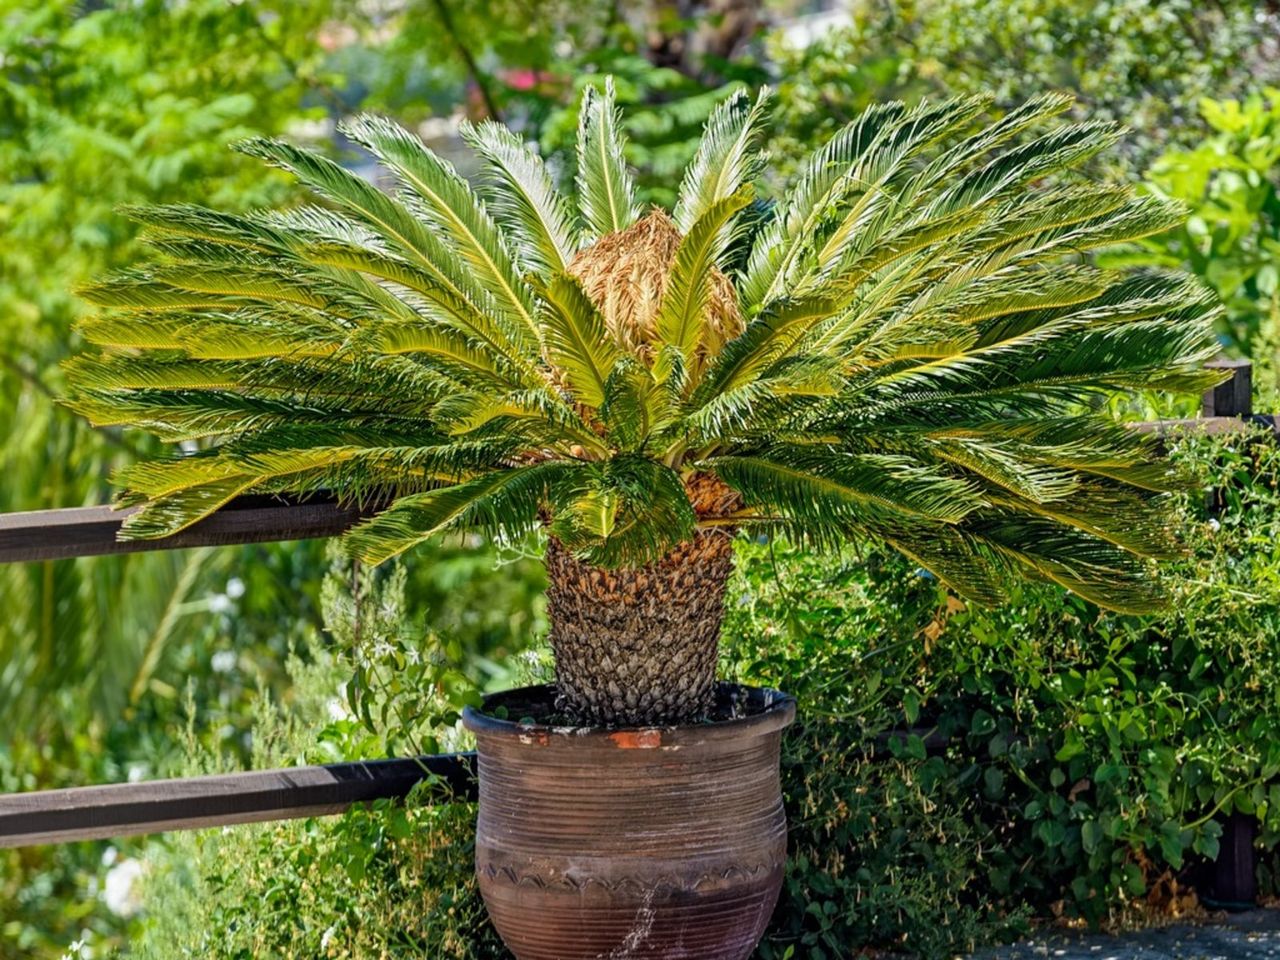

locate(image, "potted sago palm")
[[69, 79, 1221, 959]]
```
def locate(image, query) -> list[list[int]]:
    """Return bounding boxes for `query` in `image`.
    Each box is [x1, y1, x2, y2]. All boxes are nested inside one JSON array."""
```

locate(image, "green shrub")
[[130, 560, 504, 960], [726, 429, 1280, 956]]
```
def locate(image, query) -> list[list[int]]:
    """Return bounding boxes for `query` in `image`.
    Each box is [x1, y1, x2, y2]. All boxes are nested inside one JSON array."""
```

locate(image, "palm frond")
[[549, 457, 696, 567], [340, 114, 541, 347], [346, 462, 572, 565], [576, 78, 641, 239], [653, 186, 754, 382], [533, 272, 621, 407], [673, 87, 771, 233], [462, 119, 582, 274]]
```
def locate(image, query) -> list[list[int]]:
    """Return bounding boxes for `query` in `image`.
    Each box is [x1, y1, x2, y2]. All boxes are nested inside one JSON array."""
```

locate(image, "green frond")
[[340, 114, 540, 346], [809, 96, 994, 277], [694, 296, 838, 406], [548, 457, 696, 567], [80, 309, 345, 360], [930, 120, 1121, 216], [738, 101, 908, 312], [79, 273, 251, 312], [881, 525, 1010, 607], [673, 87, 771, 233], [925, 436, 1081, 504], [960, 512, 1164, 613], [462, 119, 582, 274], [301, 240, 534, 372], [345, 462, 571, 565], [234, 137, 460, 281], [653, 186, 754, 382], [815, 205, 992, 307], [599, 358, 668, 454], [871, 313, 1222, 411], [532, 272, 621, 408], [707, 448, 985, 525], [575, 78, 641, 239], [370, 320, 533, 392], [117, 476, 258, 540], [908, 92, 1075, 193], [120, 202, 300, 254]]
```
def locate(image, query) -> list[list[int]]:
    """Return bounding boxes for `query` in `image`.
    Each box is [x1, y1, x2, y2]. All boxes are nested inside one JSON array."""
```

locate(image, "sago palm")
[[68, 81, 1222, 725]]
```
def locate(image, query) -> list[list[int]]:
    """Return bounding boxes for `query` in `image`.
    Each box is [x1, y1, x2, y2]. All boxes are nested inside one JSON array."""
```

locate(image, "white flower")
[[225, 577, 246, 599], [102, 858, 145, 917], [211, 650, 238, 673]]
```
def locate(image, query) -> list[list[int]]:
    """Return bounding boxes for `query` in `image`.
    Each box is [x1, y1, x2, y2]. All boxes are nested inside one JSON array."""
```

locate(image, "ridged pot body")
[[463, 684, 795, 960]]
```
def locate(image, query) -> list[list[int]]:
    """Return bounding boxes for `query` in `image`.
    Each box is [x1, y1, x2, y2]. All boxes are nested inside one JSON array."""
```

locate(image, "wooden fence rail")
[[0, 754, 477, 849]]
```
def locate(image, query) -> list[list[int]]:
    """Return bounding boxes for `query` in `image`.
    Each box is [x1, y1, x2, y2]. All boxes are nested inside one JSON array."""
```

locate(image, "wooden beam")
[[0, 494, 374, 564], [0, 753, 476, 848], [1204, 357, 1253, 418]]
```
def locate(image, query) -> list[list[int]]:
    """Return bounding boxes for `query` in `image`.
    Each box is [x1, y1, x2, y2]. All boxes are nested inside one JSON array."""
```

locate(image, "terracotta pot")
[[463, 683, 795, 960]]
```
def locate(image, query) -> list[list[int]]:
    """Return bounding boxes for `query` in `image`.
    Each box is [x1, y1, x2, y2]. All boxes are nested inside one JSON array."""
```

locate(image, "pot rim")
[[462, 682, 796, 745]]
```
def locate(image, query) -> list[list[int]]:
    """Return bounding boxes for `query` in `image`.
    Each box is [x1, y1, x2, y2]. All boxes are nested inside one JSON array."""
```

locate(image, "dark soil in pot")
[[463, 682, 796, 960]]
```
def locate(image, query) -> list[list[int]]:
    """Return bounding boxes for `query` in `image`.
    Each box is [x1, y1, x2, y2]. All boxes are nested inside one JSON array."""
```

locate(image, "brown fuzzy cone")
[[545, 528, 736, 726], [567, 209, 744, 364]]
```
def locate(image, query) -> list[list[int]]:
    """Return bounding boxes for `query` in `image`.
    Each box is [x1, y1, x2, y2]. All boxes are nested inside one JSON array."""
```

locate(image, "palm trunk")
[[545, 528, 735, 726]]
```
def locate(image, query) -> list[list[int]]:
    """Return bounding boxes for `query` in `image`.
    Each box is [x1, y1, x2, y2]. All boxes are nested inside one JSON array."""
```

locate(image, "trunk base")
[[545, 529, 735, 726]]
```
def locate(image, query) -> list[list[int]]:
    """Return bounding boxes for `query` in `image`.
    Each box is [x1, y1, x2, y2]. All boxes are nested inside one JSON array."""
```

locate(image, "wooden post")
[[1206, 812, 1259, 910], [1203, 358, 1253, 418], [1198, 358, 1260, 906]]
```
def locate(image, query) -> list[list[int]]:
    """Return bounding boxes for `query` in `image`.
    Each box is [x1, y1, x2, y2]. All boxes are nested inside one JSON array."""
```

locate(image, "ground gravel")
[[968, 909, 1280, 959]]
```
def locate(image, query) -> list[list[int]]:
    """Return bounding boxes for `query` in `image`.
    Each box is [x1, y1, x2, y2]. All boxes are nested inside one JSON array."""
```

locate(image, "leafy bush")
[[130, 558, 505, 960], [769, 0, 1280, 176], [723, 541, 1033, 958], [726, 429, 1280, 956]]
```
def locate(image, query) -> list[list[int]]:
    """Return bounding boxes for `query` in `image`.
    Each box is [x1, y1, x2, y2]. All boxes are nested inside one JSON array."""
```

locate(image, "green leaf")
[[673, 86, 771, 233], [462, 119, 582, 274], [575, 77, 640, 239], [532, 273, 621, 408], [340, 114, 540, 347], [653, 186, 754, 382]]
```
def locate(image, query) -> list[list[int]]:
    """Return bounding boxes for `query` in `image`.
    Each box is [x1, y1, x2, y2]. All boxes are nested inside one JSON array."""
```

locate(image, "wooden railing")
[[0, 755, 477, 849], [0, 356, 1270, 852]]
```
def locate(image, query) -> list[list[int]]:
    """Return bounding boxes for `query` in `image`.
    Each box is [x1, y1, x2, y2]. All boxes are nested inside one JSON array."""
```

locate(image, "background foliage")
[[2, 0, 1280, 957]]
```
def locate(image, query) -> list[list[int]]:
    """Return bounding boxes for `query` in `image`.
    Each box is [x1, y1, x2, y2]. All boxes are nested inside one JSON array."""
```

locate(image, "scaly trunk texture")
[[545, 528, 736, 726]]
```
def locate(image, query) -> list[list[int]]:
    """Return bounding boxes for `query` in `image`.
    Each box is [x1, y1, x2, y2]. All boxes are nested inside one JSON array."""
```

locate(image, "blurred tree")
[[0, 1, 337, 954], [767, 0, 1280, 177], [1101, 91, 1280, 365]]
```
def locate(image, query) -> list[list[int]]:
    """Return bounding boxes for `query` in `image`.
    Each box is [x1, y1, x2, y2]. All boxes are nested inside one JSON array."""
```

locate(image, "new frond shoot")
[[69, 82, 1224, 724]]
